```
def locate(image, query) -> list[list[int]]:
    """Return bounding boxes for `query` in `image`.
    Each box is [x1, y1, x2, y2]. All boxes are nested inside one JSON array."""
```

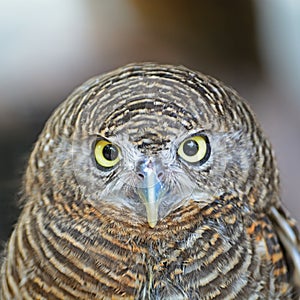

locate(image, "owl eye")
[[94, 139, 121, 169], [177, 135, 210, 164]]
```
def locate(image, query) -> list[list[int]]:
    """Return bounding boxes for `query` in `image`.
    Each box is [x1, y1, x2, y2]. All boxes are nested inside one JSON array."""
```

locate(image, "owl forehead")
[[97, 96, 194, 152], [102, 76, 200, 128], [76, 67, 245, 148]]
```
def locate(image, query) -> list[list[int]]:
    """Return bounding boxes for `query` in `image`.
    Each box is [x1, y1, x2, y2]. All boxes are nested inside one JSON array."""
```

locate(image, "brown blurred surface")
[[1, 1, 299, 250]]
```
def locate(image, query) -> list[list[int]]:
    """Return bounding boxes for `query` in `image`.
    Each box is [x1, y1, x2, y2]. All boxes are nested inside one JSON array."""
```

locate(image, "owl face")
[[40, 64, 277, 227], [90, 132, 213, 227]]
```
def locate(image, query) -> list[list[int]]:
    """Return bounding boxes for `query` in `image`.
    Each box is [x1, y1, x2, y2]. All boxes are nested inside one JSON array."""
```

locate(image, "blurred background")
[[1, 0, 300, 250]]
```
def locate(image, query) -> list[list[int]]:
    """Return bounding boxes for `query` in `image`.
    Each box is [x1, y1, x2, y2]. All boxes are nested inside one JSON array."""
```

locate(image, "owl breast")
[[15, 194, 287, 299]]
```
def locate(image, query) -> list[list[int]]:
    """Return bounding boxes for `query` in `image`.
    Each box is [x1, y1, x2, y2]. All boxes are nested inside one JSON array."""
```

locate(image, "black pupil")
[[103, 144, 118, 161], [183, 139, 199, 156]]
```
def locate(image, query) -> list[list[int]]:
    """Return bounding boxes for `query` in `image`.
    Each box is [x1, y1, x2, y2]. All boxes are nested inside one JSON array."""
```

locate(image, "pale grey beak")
[[137, 158, 165, 228]]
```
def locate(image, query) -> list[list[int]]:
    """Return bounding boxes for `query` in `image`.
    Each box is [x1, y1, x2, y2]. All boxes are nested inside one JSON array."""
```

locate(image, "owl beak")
[[137, 158, 165, 228]]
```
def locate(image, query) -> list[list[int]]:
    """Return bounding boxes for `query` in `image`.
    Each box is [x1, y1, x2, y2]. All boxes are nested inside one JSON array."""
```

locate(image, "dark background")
[[1, 1, 300, 251]]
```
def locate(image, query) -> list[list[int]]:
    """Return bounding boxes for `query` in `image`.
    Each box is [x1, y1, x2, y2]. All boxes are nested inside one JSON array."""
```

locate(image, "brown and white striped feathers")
[[1, 63, 300, 299]]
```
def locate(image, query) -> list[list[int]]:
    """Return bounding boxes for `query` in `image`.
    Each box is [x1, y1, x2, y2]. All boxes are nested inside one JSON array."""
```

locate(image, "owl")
[[1, 63, 299, 299]]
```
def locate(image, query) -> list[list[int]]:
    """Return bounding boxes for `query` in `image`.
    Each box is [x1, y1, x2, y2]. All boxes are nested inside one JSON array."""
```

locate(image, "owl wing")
[[269, 206, 300, 295], [269, 206, 300, 291]]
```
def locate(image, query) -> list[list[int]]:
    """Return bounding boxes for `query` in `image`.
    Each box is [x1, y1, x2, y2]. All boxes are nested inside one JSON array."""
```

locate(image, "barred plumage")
[[1, 63, 299, 299]]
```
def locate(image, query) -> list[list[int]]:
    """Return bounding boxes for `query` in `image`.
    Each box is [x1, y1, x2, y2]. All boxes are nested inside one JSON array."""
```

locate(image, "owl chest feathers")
[[24, 197, 287, 299]]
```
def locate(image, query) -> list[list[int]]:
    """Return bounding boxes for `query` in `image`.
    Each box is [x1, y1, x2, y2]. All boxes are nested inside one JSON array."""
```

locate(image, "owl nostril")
[[137, 172, 145, 180], [157, 171, 164, 181], [137, 171, 164, 181]]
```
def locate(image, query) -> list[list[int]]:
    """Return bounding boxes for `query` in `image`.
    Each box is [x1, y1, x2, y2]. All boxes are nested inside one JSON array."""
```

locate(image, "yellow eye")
[[94, 139, 121, 169], [177, 135, 210, 164]]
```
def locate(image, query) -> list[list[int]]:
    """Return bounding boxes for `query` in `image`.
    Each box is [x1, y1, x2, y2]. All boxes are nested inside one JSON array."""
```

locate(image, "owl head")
[[27, 63, 280, 227]]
